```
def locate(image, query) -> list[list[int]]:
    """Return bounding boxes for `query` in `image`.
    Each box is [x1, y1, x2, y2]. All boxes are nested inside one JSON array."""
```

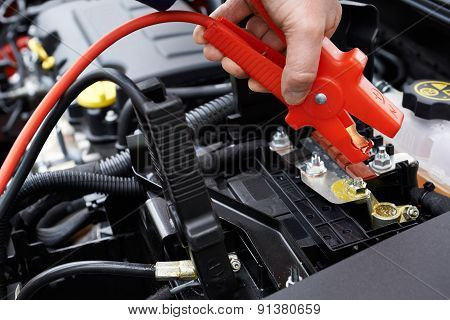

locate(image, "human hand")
[[194, 0, 342, 105]]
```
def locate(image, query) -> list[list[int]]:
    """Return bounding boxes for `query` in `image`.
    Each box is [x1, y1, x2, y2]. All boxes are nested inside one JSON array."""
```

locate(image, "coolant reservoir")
[[379, 81, 450, 195]]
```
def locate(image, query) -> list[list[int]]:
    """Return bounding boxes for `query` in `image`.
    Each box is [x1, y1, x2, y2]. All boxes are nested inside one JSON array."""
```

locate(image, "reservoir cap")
[[403, 80, 450, 120]]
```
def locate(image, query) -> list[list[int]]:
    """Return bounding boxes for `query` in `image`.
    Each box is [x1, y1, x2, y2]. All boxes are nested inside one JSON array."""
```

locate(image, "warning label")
[[414, 81, 450, 101]]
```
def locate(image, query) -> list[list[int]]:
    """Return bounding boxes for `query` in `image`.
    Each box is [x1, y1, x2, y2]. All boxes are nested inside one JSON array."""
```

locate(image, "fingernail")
[[284, 91, 305, 105]]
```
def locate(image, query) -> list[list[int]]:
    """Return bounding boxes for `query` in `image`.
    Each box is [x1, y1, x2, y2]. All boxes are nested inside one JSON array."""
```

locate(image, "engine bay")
[[0, 0, 449, 300]]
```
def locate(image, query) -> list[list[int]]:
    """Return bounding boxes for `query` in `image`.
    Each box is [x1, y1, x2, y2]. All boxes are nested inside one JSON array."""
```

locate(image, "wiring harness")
[[0, 11, 215, 198]]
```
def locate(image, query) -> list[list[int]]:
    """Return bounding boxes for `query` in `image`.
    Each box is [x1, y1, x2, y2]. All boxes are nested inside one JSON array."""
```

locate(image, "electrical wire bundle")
[[0, 10, 248, 300], [0, 11, 215, 198], [0, 10, 222, 300]]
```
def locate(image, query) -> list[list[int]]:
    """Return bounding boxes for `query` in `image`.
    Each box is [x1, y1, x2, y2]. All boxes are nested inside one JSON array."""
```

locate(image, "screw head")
[[105, 110, 118, 122], [228, 253, 241, 273], [315, 93, 327, 105]]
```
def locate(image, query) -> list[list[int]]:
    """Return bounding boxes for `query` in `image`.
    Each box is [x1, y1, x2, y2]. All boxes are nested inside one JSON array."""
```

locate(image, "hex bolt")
[[405, 206, 420, 220], [285, 267, 302, 288], [269, 127, 291, 152], [311, 153, 321, 166], [348, 177, 368, 196], [315, 93, 327, 105], [305, 152, 327, 176], [352, 177, 367, 190], [228, 253, 241, 273], [370, 146, 393, 172]]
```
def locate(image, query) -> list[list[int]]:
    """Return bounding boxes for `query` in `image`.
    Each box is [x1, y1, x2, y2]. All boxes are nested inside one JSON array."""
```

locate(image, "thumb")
[[282, 19, 324, 105]]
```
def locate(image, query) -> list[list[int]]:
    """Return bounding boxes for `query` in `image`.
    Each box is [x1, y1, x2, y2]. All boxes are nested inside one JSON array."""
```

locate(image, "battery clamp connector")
[[202, 1, 404, 162], [138, 0, 404, 162]]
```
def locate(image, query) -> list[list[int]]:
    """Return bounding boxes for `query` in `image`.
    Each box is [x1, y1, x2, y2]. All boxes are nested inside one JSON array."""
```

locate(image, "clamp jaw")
[[203, 1, 403, 163]]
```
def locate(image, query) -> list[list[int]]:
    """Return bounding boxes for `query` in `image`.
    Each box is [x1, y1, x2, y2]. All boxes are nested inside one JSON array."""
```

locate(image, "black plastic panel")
[[268, 212, 450, 300]]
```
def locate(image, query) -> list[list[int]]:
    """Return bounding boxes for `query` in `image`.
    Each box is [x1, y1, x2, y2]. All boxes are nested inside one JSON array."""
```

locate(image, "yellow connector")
[[28, 38, 56, 70]]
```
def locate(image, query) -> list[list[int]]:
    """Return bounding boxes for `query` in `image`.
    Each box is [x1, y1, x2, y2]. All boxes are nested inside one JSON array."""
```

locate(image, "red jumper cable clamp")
[[202, 0, 404, 163]]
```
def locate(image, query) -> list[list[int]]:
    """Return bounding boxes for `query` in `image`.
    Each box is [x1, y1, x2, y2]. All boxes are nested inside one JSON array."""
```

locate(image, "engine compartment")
[[0, 0, 449, 300]]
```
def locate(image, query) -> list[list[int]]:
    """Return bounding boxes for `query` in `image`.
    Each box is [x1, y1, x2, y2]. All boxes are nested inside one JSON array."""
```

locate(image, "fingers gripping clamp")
[[203, 15, 403, 163]]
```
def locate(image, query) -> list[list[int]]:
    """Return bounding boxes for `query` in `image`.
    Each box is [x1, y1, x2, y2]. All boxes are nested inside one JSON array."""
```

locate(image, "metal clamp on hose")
[[155, 261, 197, 281]]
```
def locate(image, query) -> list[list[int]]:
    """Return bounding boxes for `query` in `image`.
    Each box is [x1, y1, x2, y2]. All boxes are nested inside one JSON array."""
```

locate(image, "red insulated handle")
[[204, 19, 286, 101], [203, 17, 403, 163]]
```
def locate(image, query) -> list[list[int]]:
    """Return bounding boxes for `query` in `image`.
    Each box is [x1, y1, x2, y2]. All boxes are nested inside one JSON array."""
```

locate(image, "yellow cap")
[[76, 81, 117, 108], [28, 38, 56, 70]]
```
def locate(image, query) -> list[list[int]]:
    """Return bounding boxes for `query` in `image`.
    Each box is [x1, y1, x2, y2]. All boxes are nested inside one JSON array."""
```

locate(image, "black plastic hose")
[[116, 99, 135, 149], [13, 151, 132, 231], [17, 261, 156, 300], [166, 83, 232, 99], [14, 194, 63, 229], [36, 199, 89, 247], [99, 151, 133, 176], [147, 286, 174, 300], [0, 68, 146, 299], [72, 150, 133, 177], [7, 29, 26, 87], [10, 151, 134, 226], [0, 68, 145, 219], [117, 93, 235, 149], [375, 49, 406, 85], [37, 210, 92, 248], [15, 172, 145, 212], [410, 186, 450, 217], [185, 93, 235, 131]]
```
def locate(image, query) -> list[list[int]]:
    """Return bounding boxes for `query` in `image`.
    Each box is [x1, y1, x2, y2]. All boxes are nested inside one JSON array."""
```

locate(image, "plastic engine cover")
[[34, 0, 221, 86]]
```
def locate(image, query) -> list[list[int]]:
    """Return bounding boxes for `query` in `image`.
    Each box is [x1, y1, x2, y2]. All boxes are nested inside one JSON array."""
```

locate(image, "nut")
[[348, 177, 368, 196], [228, 253, 241, 272], [405, 206, 420, 220], [305, 153, 327, 176], [370, 146, 393, 172], [270, 127, 291, 151]]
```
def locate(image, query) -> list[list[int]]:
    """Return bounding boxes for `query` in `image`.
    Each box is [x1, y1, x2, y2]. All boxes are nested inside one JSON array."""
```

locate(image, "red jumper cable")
[[0, 6, 403, 195]]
